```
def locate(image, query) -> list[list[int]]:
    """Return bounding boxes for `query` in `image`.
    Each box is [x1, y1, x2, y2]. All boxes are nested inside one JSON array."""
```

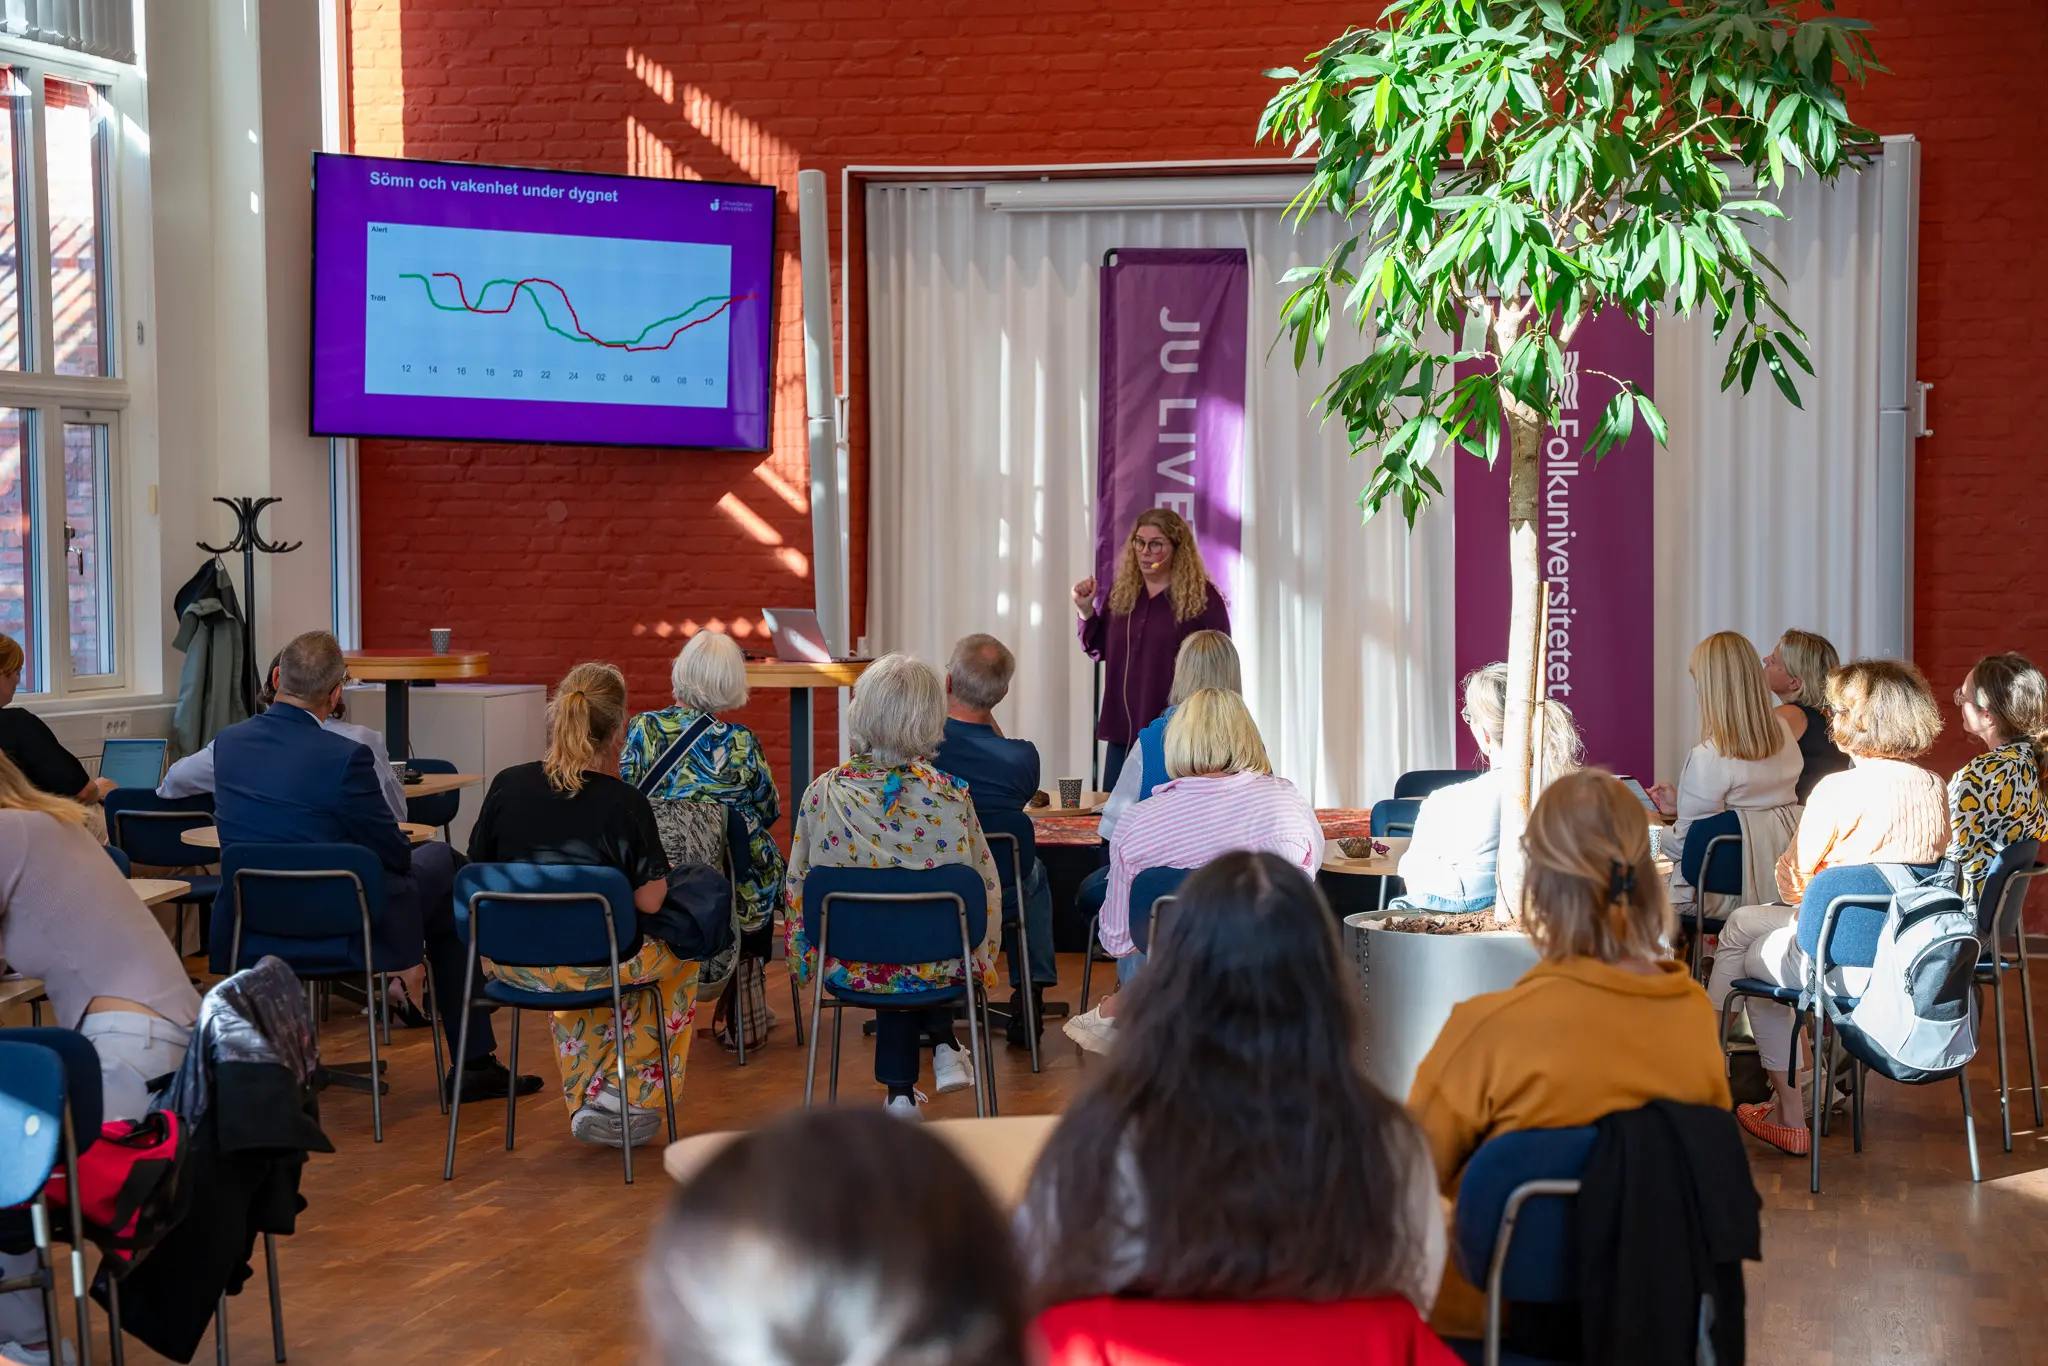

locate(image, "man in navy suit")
[[213, 631, 539, 1102]]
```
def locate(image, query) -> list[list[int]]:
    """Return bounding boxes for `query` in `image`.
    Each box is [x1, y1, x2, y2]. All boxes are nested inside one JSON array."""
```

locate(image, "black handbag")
[[637, 860, 735, 962]]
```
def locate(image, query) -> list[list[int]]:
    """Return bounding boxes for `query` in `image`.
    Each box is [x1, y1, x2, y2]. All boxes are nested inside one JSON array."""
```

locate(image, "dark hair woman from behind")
[[1023, 852, 1454, 1365], [643, 1108, 1029, 1366]]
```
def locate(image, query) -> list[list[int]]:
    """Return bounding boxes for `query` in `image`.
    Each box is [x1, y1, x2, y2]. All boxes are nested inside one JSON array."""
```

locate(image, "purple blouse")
[[1078, 582, 1231, 746]]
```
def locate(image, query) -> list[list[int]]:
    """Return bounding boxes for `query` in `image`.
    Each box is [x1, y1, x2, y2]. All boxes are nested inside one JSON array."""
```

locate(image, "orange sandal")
[[1736, 1101, 1811, 1155]]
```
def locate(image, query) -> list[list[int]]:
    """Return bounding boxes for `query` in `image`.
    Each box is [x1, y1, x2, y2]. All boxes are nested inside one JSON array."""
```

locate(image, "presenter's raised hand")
[[1071, 577, 1098, 618]]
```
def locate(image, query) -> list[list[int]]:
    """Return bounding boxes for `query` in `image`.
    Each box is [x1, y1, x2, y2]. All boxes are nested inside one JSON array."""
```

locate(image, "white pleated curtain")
[[867, 164, 1894, 806]]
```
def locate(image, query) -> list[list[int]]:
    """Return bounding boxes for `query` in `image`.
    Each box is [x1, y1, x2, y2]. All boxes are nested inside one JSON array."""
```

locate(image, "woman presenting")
[[1073, 508, 1230, 790]]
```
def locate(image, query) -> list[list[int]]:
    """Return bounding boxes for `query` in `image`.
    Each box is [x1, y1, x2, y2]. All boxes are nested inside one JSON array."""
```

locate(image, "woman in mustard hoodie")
[[1406, 767, 1732, 1341]]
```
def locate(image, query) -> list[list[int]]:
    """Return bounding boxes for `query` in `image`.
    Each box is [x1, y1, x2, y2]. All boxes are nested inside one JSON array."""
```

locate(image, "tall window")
[[0, 50, 129, 697]]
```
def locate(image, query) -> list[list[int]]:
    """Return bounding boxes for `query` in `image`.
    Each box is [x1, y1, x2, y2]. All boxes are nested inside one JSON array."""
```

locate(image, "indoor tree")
[[1260, 0, 1878, 918]]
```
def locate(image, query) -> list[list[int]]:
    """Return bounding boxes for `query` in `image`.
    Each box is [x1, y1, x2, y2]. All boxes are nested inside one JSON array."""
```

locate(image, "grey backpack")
[[1818, 865, 1982, 1084]]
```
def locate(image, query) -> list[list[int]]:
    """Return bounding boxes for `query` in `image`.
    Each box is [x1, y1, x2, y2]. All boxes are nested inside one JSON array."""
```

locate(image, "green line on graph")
[[398, 272, 733, 350]]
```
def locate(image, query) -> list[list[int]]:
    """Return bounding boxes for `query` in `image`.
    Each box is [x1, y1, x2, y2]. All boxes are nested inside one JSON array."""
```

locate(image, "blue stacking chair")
[[1677, 810, 1744, 981], [1448, 1125, 1598, 1366], [1971, 839, 2044, 1152], [103, 789, 218, 955], [1368, 798, 1423, 909], [0, 1038, 92, 1366], [799, 864, 995, 1116], [215, 843, 443, 1143], [1128, 865, 1191, 956], [977, 806, 1043, 1073], [104, 845, 131, 876], [404, 758, 462, 840], [446, 863, 679, 1184], [1078, 865, 1191, 1019], [1716, 862, 1967, 1192], [1393, 768, 1468, 800]]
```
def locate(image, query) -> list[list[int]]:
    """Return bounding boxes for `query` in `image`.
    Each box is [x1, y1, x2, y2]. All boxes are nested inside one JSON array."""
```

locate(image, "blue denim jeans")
[[1004, 858, 1058, 988], [1116, 950, 1147, 986]]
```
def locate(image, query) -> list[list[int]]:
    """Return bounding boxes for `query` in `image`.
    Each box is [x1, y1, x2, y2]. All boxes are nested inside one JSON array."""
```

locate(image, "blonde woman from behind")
[[1406, 768, 1731, 1341], [1653, 632, 1804, 915], [467, 662, 700, 1148]]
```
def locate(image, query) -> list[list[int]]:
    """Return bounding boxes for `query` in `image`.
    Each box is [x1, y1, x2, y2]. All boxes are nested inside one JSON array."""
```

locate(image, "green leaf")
[[1635, 392, 1668, 444], [1587, 389, 1636, 459], [1601, 32, 1636, 74]]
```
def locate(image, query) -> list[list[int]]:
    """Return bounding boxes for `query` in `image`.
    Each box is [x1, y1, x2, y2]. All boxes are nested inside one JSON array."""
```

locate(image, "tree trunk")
[[1495, 399, 1545, 925]]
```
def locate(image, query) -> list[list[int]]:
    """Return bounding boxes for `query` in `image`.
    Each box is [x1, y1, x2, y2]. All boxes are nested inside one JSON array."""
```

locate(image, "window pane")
[[0, 409, 32, 688], [0, 71, 26, 371], [45, 76, 109, 378], [62, 419, 110, 677]]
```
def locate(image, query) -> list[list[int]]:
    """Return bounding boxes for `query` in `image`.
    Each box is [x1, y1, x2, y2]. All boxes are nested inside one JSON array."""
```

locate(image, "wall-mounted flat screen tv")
[[311, 153, 774, 450]]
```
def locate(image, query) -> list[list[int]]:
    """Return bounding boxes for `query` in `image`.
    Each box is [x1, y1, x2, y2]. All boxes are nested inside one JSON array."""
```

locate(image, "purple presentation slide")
[[311, 153, 775, 450]]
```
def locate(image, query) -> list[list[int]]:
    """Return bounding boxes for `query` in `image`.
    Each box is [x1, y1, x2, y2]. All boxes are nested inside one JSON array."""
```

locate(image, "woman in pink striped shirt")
[[1064, 689, 1323, 1053]]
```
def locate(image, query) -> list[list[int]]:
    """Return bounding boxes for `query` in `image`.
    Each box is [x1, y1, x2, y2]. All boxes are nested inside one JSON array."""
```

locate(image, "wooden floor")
[[36, 952, 2048, 1365]]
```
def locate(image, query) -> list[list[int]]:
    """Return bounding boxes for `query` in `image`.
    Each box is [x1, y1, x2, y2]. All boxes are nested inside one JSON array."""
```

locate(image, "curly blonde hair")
[[1105, 508, 1214, 622]]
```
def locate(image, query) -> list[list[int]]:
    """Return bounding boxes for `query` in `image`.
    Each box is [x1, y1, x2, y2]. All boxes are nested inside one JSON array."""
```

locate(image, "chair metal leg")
[[1015, 907, 1040, 1074], [802, 979, 824, 1107], [2017, 936, 2043, 1127], [216, 1292, 230, 1366], [611, 982, 634, 1184], [979, 987, 1000, 1117], [790, 970, 807, 1046], [442, 945, 480, 1181], [504, 1007, 521, 1152], [1819, 1026, 1837, 1139], [964, 991, 989, 1121], [265, 1232, 286, 1362], [1079, 913, 1099, 1028], [1994, 968, 2013, 1153], [1808, 1004, 1824, 1195], [424, 967, 447, 1116], [378, 972, 392, 1047], [363, 965, 383, 1144], [650, 985, 678, 1143], [1959, 1067, 1982, 1183], [107, 1269, 125, 1366], [827, 1005, 843, 1105], [26, 1198, 58, 1366]]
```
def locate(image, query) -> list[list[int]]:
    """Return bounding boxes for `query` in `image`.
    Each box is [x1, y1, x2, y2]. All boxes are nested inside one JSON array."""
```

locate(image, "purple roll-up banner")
[[1454, 311, 1655, 780], [1095, 248, 1248, 606]]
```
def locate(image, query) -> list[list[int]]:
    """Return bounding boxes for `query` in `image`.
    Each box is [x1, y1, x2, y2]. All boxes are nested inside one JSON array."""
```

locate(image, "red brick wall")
[[348, 0, 2047, 803]]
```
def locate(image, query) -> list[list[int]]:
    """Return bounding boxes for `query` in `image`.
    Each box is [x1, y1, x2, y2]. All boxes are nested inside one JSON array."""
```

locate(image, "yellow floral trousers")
[[486, 941, 700, 1113]]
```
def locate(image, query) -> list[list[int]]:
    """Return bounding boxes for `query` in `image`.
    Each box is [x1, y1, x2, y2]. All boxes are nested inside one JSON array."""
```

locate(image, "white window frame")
[[0, 36, 146, 700]]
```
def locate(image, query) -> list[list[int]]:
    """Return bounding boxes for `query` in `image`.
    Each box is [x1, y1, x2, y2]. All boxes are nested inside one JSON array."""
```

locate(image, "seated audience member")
[[1098, 629, 1241, 842], [1945, 652, 2048, 903], [1394, 663, 1583, 913], [468, 662, 698, 1148], [211, 630, 538, 1102], [1654, 631, 1804, 914], [621, 629, 785, 945], [1764, 628, 1851, 801], [1407, 768, 1731, 1341], [784, 653, 1002, 1116], [1707, 659, 1948, 1152], [932, 633, 1058, 1048], [0, 753, 202, 1360], [0, 631, 115, 807], [643, 1110, 1030, 1366], [1024, 853, 1453, 1364], [161, 650, 406, 821], [1064, 688, 1321, 1054]]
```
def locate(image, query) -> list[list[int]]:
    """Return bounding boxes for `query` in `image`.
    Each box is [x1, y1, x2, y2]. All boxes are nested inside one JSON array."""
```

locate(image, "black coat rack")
[[198, 496, 301, 706]]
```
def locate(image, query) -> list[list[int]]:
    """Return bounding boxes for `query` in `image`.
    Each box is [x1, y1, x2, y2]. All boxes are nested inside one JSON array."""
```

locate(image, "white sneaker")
[[570, 1103, 662, 1147], [1063, 1004, 1116, 1056], [886, 1093, 923, 1120], [931, 1041, 975, 1094], [0, 1340, 77, 1366]]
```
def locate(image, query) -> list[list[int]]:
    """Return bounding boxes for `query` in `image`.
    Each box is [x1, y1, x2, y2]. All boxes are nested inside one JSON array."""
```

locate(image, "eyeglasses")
[[1132, 537, 1172, 553]]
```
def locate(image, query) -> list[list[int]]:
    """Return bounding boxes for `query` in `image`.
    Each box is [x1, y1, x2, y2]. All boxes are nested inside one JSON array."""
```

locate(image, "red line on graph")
[[430, 272, 751, 353]]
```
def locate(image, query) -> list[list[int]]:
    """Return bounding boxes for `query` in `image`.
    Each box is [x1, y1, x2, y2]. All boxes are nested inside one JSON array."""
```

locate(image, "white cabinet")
[[341, 683, 545, 848]]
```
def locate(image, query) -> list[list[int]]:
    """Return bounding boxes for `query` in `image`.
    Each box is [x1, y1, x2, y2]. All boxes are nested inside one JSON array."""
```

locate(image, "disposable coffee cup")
[[1057, 777, 1083, 809], [430, 628, 452, 654]]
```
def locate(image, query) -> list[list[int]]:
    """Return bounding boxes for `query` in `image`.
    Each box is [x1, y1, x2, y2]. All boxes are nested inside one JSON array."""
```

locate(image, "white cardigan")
[[1667, 718, 1802, 907]]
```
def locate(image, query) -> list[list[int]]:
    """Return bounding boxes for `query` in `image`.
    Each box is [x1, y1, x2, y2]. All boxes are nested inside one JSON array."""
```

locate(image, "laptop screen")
[[97, 737, 168, 790]]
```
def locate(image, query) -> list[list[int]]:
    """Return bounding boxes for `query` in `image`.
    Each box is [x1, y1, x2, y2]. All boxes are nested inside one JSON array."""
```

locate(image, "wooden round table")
[[345, 649, 491, 762]]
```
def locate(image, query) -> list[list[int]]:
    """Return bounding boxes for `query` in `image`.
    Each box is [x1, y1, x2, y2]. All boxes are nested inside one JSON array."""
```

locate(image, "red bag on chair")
[[42, 1111, 189, 1266]]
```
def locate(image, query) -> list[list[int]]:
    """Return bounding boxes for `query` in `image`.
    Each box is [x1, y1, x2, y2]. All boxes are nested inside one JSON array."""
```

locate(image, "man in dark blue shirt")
[[932, 633, 1056, 1047]]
